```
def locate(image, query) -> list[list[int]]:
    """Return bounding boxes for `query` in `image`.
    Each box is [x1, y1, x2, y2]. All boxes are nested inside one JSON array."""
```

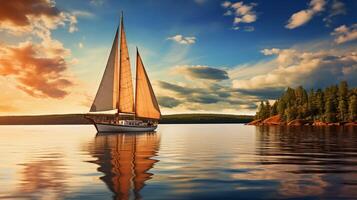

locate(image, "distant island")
[[249, 81, 357, 126], [0, 113, 254, 125]]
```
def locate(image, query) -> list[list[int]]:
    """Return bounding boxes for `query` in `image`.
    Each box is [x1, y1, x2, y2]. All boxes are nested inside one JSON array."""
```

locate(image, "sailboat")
[[86, 13, 161, 133]]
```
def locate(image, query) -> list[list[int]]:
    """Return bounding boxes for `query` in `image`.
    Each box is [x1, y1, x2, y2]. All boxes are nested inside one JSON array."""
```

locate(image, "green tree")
[[256, 101, 265, 120], [277, 99, 286, 119], [324, 86, 338, 122], [285, 106, 297, 121], [338, 81, 349, 121], [315, 89, 324, 120], [271, 101, 278, 116], [264, 100, 271, 119], [254, 82, 355, 123], [307, 89, 316, 119], [348, 94, 356, 121]]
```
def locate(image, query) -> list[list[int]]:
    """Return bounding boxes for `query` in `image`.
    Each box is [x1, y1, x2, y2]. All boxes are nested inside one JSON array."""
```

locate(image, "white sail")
[[135, 49, 161, 119], [118, 15, 135, 113], [90, 28, 119, 112]]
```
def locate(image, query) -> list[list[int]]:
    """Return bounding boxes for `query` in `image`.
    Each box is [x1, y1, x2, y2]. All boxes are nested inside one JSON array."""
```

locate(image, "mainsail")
[[118, 15, 135, 113], [135, 49, 161, 119], [90, 28, 119, 112]]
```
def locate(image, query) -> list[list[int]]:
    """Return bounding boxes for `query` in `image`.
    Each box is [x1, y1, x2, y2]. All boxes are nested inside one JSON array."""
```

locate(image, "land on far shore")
[[0, 113, 254, 125]]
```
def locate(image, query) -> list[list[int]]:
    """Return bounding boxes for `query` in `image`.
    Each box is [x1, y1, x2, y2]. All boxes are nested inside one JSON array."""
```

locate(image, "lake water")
[[0, 124, 357, 200]]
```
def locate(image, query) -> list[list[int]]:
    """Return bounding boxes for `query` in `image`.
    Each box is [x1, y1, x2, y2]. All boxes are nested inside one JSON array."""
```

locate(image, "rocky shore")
[[247, 115, 357, 126]]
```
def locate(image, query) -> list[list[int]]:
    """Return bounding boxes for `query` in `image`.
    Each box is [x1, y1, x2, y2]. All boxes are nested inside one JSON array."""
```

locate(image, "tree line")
[[255, 81, 356, 123]]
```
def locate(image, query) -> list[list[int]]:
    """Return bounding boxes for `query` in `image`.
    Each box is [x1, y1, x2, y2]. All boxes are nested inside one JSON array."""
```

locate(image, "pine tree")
[[348, 94, 356, 122], [271, 101, 278, 116], [285, 106, 297, 121], [256, 101, 265, 120], [254, 81, 355, 123], [338, 81, 348, 121], [315, 89, 324, 120], [324, 86, 338, 122], [277, 99, 286, 119], [308, 89, 316, 119], [264, 100, 271, 119]]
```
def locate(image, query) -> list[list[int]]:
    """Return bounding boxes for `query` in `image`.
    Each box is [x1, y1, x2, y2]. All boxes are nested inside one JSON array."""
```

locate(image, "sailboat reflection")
[[88, 132, 160, 200]]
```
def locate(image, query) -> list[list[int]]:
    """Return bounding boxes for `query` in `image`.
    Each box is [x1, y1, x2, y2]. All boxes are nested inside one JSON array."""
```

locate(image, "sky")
[[0, 0, 356, 115]]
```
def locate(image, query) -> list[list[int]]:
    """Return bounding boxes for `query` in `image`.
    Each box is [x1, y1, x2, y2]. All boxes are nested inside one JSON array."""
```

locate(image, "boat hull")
[[94, 123, 157, 133]]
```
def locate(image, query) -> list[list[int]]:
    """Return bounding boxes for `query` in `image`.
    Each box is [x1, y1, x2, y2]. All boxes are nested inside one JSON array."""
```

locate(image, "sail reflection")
[[88, 132, 160, 200]]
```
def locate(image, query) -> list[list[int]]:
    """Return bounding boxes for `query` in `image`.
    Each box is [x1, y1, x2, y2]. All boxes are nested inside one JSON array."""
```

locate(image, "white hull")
[[94, 123, 157, 133]]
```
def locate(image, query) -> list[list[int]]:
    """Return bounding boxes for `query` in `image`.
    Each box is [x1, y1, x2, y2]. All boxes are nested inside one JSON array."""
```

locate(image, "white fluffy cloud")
[[286, 0, 326, 29], [222, 1, 257, 31], [261, 48, 281, 55], [232, 47, 357, 90], [167, 35, 196, 45], [331, 24, 357, 44]]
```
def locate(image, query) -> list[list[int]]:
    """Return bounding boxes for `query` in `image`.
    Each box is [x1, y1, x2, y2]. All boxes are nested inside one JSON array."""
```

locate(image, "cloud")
[[157, 80, 260, 112], [0, 0, 79, 35], [236, 88, 285, 99], [243, 26, 255, 32], [222, 1, 232, 8], [167, 35, 196, 45], [0, 42, 73, 99], [222, 1, 258, 30], [158, 81, 200, 96], [90, 0, 105, 6], [331, 24, 357, 44], [71, 10, 95, 19], [174, 65, 229, 80], [323, 0, 346, 26], [232, 47, 357, 91], [0, 0, 76, 99], [285, 0, 326, 29], [261, 48, 281, 55], [157, 96, 182, 108]]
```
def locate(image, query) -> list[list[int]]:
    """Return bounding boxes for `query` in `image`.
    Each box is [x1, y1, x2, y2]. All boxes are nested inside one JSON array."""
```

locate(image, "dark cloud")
[[0, 0, 78, 34], [236, 88, 285, 99], [158, 80, 263, 110], [188, 94, 220, 104], [0, 0, 60, 27], [176, 65, 229, 80], [158, 81, 200, 96], [158, 96, 182, 108]]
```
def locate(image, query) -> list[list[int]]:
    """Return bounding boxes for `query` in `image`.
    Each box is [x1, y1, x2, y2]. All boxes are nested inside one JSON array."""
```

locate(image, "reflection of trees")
[[88, 132, 160, 200], [255, 126, 357, 198]]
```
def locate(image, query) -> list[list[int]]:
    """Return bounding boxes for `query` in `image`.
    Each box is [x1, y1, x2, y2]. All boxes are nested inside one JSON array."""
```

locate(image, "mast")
[[117, 12, 122, 114], [135, 47, 139, 118]]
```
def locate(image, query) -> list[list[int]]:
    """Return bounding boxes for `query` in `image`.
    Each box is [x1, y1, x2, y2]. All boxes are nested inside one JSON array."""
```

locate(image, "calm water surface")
[[0, 124, 357, 199]]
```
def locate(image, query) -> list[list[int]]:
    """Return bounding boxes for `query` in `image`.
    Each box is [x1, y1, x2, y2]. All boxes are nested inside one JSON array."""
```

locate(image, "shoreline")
[[0, 113, 254, 125], [247, 115, 357, 127]]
